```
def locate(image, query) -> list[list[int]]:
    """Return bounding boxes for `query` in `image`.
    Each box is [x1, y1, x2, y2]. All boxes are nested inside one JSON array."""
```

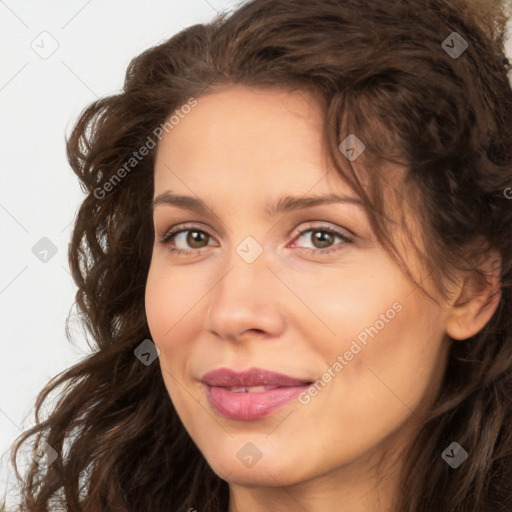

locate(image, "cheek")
[[144, 263, 204, 418], [316, 291, 447, 437], [145, 260, 203, 342], [281, 254, 406, 354], [144, 262, 204, 396], [145, 269, 172, 345], [293, 258, 447, 424]]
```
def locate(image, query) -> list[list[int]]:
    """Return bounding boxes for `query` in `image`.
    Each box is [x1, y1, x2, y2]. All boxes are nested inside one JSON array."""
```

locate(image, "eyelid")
[[160, 221, 213, 237]]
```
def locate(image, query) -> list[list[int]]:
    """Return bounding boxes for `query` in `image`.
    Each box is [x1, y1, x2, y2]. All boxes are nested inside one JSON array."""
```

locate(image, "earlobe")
[[445, 253, 502, 341]]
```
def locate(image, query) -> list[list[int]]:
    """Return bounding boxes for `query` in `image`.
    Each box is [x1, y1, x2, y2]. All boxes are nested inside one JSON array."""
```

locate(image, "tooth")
[[228, 385, 280, 393], [247, 386, 266, 392], [230, 387, 248, 393]]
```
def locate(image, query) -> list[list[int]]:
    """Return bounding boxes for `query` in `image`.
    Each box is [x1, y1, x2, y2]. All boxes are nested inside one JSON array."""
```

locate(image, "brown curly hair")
[[5, 0, 512, 510]]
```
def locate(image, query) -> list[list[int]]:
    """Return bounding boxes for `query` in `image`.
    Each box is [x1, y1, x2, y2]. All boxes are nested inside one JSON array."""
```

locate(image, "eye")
[[159, 225, 217, 256], [158, 223, 353, 257], [289, 225, 353, 254]]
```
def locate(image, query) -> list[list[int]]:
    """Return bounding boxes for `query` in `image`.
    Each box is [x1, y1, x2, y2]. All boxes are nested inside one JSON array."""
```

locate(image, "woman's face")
[[145, 85, 451, 491]]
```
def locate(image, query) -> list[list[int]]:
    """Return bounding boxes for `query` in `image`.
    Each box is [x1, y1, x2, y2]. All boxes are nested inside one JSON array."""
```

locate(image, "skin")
[[144, 85, 500, 511]]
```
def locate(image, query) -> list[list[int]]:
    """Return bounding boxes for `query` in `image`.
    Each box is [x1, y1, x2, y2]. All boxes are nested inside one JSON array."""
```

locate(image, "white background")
[[1, 0, 511, 508]]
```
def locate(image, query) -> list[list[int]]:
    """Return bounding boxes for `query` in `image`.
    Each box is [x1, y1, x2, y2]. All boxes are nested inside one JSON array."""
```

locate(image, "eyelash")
[[159, 223, 353, 257]]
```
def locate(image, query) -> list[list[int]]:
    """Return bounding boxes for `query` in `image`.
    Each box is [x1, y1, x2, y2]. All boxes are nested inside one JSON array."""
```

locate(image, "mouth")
[[201, 367, 314, 420]]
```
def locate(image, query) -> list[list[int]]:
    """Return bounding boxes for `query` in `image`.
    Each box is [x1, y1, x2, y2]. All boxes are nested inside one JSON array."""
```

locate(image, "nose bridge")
[[205, 238, 285, 339], [218, 232, 269, 292], [214, 241, 270, 310]]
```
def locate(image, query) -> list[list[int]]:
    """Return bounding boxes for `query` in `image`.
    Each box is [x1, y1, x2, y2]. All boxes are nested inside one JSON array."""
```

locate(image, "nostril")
[[248, 328, 265, 334]]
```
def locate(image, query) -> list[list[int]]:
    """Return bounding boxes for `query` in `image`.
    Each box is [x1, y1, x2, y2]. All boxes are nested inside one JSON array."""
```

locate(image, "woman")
[[7, 0, 512, 510]]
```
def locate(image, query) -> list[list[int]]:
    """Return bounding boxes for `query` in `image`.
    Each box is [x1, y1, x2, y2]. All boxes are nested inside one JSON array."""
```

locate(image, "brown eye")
[[311, 230, 335, 248], [186, 230, 209, 248], [291, 226, 353, 254], [161, 228, 214, 254]]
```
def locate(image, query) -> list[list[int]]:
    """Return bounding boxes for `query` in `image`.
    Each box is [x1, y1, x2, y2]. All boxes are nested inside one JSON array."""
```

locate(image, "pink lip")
[[201, 367, 312, 420]]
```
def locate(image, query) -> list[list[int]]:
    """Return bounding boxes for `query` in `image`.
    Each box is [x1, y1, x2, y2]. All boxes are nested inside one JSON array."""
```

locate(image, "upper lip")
[[201, 367, 313, 387]]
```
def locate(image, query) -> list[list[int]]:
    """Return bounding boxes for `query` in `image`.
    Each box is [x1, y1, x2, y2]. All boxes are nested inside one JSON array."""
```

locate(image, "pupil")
[[313, 230, 333, 248]]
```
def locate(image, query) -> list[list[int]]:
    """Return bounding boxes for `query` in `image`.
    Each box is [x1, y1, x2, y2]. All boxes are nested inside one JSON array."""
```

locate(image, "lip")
[[201, 367, 313, 420]]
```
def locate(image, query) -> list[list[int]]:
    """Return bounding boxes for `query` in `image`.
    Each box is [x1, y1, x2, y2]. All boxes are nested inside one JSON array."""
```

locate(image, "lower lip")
[[204, 385, 308, 420]]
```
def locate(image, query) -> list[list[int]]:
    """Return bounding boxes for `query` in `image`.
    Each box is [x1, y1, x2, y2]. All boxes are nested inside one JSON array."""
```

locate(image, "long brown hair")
[[6, 0, 512, 510]]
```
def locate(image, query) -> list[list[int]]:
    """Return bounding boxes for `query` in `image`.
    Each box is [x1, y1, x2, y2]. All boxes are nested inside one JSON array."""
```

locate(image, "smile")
[[201, 367, 313, 420]]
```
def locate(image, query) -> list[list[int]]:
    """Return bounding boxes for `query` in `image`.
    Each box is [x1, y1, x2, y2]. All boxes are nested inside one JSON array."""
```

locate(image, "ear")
[[445, 251, 502, 341]]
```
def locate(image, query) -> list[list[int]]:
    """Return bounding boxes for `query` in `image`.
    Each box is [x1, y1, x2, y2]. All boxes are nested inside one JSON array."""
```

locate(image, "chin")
[[214, 464, 297, 488], [205, 447, 308, 487]]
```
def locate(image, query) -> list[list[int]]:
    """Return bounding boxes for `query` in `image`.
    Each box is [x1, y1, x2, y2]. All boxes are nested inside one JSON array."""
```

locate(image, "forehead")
[[153, 85, 344, 196]]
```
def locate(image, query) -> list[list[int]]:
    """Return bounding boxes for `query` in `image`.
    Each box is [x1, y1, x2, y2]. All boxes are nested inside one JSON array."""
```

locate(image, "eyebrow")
[[152, 191, 364, 216]]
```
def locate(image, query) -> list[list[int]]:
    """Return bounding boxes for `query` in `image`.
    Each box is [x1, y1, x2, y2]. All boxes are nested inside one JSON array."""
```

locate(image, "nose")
[[204, 249, 286, 343]]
